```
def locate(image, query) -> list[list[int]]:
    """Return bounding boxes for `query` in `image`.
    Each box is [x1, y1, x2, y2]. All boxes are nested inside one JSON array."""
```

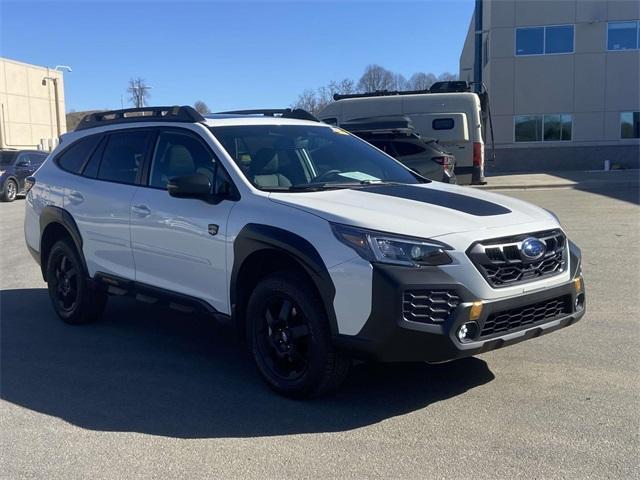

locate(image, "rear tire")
[[45, 239, 107, 324], [2, 179, 17, 202], [247, 272, 350, 398]]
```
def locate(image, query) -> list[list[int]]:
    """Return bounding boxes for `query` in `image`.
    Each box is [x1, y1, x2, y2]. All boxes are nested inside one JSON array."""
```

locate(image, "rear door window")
[[98, 131, 152, 185], [56, 135, 101, 174]]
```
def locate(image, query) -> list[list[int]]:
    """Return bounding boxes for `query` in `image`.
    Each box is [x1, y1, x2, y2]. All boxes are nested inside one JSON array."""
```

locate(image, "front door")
[[129, 128, 235, 314]]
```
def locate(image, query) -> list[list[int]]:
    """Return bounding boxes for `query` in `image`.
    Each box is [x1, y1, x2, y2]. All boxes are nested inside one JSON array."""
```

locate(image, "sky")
[[0, 0, 475, 113]]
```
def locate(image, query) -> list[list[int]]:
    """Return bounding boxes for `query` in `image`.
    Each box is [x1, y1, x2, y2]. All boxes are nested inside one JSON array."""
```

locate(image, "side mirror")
[[167, 173, 211, 199]]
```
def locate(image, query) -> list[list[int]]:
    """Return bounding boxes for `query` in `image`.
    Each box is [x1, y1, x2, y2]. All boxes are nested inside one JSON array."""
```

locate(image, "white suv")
[[24, 106, 586, 398]]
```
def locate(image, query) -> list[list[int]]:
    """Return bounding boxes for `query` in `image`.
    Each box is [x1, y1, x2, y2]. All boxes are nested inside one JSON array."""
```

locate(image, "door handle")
[[68, 191, 84, 204], [132, 204, 151, 217]]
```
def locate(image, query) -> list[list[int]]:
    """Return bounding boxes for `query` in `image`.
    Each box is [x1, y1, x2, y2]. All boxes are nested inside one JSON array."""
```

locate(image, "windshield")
[[209, 124, 422, 191], [0, 151, 18, 167]]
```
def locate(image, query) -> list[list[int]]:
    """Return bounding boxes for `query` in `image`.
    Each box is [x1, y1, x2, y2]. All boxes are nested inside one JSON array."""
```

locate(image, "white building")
[[0, 57, 67, 151]]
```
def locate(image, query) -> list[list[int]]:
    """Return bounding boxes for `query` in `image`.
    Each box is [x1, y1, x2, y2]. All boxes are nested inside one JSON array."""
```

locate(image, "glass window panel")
[[621, 112, 640, 139], [545, 25, 574, 54], [98, 131, 151, 185], [561, 114, 572, 141], [608, 22, 638, 51], [516, 27, 544, 55], [543, 114, 562, 141], [515, 115, 543, 142]]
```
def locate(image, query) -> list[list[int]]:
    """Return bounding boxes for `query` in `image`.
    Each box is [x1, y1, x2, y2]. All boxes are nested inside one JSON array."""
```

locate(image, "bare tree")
[[408, 72, 437, 90], [357, 64, 395, 93], [128, 78, 151, 108], [293, 89, 320, 115], [293, 78, 357, 115], [392, 73, 409, 91], [193, 100, 210, 114], [437, 72, 458, 82]]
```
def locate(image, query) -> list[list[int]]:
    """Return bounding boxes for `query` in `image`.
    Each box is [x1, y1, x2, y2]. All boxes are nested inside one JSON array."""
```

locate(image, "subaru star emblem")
[[521, 237, 546, 260]]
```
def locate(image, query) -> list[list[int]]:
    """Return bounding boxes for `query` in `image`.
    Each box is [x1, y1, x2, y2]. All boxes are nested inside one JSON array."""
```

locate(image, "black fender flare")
[[39, 206, 87, 279], [230, 223, 339, 336]]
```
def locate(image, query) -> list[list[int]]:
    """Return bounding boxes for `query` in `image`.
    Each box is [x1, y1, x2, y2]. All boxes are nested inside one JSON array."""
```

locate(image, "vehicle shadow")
[[0, 288, 494, 439]]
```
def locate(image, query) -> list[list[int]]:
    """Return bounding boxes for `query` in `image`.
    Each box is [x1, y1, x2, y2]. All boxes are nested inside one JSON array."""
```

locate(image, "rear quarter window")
[[56, 135, 102, 174], [432, 118, 455, 130]]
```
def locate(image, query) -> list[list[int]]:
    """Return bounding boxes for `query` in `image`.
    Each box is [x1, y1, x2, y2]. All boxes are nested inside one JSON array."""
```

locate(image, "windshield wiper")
[[262, 180, 418, 193]]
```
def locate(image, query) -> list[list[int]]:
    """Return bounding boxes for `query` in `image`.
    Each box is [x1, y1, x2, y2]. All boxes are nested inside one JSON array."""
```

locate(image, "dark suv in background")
[[0, 150, 48, 202], [341, 116, 456, 184]]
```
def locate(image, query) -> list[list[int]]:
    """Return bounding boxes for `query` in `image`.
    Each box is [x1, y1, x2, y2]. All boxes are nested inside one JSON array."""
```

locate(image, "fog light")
[[469, 301, 483, 321], [575, 293, 585, 311], [457, 322, 479, 342]]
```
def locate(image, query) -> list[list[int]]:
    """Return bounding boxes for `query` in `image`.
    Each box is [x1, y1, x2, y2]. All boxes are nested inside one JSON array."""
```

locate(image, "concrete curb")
[[470, 170, 640, 191], [471, 182, 577, 191]]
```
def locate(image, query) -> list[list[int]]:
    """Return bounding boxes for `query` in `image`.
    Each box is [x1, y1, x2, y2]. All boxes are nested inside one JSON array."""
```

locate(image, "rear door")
[[61, 129, 154, 280], [129, 128, 236, 313]]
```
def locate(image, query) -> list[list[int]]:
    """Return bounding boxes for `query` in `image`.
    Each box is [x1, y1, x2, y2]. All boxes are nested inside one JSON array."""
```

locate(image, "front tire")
[[45, 239, 107, 324], [247, 272, 350, 398], [2, 179, 17, 202]]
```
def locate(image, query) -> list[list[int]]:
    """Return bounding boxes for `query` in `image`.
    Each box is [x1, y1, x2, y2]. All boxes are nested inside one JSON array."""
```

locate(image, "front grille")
[[467, 229, 567, 288], [480, 295, 572, 338], [403, 289, 460, 324]]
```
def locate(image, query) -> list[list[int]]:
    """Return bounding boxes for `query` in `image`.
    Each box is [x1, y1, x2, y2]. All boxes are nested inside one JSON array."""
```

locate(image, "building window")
[[515, 115, 543, 141], [515, 114, 572, 142], [621, 112, 640, 138], [516, 25, 574, 56], [607, 21, 639, 51]]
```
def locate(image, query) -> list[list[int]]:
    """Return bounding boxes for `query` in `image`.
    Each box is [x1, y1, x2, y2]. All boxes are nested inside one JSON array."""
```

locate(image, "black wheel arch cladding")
[[39, 206, 87, 280], [231, 223, 339, 336]]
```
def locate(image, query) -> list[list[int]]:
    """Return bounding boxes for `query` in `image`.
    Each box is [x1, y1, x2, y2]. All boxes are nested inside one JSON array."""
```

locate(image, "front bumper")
[[334, 254, 585, 363]]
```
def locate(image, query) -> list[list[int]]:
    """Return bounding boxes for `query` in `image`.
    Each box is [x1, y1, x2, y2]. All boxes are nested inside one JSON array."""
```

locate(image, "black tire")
[[2, 179, 18, 202], [45, 239, 107, 324], [247, 272, 350, 398]]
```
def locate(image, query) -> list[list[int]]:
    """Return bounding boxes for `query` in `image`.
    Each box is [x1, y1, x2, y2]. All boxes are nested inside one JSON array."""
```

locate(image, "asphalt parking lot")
[[1, 184, 639, 480]]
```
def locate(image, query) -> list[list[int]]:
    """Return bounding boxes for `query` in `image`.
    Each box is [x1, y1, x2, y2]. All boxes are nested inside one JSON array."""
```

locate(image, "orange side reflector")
[[469, 301, 483, 321]]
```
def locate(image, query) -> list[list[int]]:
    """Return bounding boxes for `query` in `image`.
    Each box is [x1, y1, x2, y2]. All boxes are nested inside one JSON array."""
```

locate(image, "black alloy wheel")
[[247, 272, 350, 398], [46, 239, 107, 324], [256, 294, 312, 381], [51, 252, 80, 313]]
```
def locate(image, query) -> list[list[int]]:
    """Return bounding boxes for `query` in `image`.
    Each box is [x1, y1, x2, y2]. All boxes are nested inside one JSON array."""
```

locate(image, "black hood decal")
[[356, 185, 511, 216]]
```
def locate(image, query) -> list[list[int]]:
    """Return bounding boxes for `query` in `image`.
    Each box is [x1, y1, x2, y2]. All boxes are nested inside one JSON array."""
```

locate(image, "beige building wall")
[[0, 57, 67, 151], [460, 0, 640, 170]]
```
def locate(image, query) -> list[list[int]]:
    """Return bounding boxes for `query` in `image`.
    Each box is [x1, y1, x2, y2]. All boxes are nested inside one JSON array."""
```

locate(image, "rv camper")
[[318, 86, 487, 185]]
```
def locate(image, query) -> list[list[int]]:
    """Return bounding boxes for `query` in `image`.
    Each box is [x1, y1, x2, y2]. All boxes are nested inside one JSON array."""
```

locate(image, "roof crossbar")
[[75, 105, 205, 131]]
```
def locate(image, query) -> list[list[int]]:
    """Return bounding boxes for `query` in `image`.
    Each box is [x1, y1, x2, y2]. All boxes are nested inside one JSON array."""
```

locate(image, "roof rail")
[[333, 82, 471, 101], [75, 105, 206, 131], [215, 108, 320, 122]]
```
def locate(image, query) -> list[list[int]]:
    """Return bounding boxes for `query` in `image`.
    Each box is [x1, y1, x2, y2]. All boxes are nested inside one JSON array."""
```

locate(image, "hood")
[[269, 182, 557, 239]]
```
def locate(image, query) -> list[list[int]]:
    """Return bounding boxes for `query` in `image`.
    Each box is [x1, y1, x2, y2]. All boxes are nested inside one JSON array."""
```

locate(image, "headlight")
[[331, 223, 453, 267]]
